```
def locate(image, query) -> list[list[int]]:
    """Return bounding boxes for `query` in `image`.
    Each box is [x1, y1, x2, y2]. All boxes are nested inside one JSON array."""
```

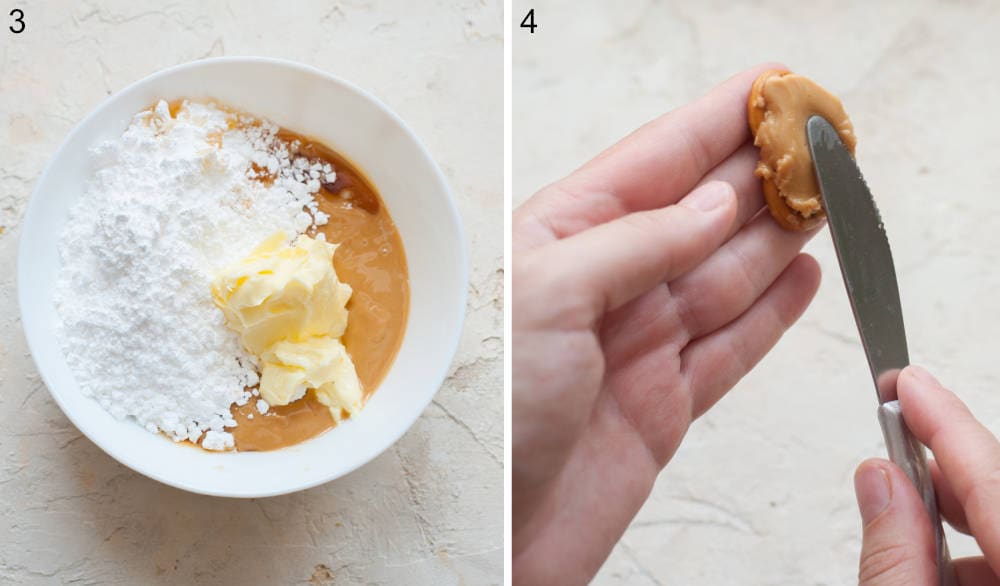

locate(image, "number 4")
[[520, 9, 537, 33]]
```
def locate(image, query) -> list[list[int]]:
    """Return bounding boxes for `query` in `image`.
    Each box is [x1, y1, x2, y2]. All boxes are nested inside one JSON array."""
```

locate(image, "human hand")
[[512, 64, 823, 584], [855, 366, 1000, 585]]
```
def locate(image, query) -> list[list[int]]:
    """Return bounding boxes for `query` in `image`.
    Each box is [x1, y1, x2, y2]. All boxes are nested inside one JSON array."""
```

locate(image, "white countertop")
[[515, 0, 1000, 583], [0, 1, 501, 583]]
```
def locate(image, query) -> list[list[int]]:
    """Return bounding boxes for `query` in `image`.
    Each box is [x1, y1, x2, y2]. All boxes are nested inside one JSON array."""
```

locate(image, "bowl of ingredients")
[[18, 57, 466, 496]]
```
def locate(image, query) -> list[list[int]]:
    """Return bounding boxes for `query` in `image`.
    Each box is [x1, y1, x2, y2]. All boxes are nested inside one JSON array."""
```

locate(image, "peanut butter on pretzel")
[[748, 70, 856, 231]]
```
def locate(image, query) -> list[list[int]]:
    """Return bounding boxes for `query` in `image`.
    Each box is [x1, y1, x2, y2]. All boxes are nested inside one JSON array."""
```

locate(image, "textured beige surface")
[[1, 1, 501, 584], [515, 0, 1000, 584]]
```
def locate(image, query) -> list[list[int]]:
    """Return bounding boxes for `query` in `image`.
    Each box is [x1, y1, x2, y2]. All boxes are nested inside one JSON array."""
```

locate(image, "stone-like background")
[[1, 1, 501, 584], [515, 1, 1000, 584]]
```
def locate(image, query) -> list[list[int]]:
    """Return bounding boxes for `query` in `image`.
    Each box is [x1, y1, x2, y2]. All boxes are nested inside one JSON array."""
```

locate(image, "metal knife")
[[806, 116, 955, 586]]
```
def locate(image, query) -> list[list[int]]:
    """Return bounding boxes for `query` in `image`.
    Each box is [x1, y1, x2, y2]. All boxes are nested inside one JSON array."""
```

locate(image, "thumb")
[[855, 458, 938, 585]]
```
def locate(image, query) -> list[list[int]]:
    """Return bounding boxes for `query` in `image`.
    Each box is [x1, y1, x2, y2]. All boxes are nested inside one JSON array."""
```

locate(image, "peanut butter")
[[229, 132, 410, 451], [751, 72, 855, 221]]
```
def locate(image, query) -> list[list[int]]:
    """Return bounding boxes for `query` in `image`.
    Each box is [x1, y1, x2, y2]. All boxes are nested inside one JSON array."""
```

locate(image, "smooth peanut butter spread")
[[749, 70, 856, 230]]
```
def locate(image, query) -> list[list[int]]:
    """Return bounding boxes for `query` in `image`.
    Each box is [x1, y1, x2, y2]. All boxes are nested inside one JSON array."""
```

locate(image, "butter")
[[260, 338, 363, 414], [212, 232, 363, 421]]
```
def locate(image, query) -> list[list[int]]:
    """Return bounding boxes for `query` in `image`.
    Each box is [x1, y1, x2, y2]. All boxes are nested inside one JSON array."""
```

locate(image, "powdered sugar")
[[55, 100, 328, 450], [256, 399, 270, 415]]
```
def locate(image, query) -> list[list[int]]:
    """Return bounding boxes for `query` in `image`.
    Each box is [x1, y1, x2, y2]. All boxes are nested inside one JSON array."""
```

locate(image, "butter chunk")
[[212, 232, 352, 355], [212, 231, 362, 421], [259, 337, 362, 416]]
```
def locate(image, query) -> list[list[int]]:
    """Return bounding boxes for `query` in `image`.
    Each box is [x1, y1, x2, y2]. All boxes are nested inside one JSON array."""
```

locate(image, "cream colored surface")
[[515, 0, 1000, 584], [2, 1, 501, 583], [214, 231, 361, 413]]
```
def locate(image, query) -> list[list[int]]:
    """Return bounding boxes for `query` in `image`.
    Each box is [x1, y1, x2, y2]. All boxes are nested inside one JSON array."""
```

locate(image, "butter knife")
[[806, 115, 955, 586]]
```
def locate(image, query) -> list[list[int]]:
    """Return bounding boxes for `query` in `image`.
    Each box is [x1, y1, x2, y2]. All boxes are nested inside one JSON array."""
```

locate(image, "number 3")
[[10, 8, 25, 34]]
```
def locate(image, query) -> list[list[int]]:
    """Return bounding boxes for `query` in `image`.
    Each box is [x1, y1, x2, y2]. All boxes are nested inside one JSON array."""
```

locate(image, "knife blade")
[[807, 115, 954, 586], [805, 115, 907, 404]]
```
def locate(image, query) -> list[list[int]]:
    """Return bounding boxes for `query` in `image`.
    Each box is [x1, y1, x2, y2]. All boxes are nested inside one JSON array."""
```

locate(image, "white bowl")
[[17, 57, 467, 497]]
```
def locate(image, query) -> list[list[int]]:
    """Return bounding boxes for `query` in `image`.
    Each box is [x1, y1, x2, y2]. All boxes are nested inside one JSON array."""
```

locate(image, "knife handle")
[[877, 400, 956, 586]]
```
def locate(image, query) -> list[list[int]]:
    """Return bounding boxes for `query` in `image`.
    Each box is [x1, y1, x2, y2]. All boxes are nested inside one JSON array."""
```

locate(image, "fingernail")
[[855, 464, 892, 525], [682, 181, 733, 212], [907, 365, 939, 386]]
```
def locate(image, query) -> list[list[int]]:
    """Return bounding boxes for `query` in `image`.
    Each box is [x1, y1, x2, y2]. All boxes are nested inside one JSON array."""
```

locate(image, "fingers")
[[682, 253, 820, 417], [897, 366, 1000, 568], [516, 63, 783, 245], [669, 207, 821, 339], [595, 144, 789, 364], [930, 460, 971, 535], [569, 62, 775, 207], [693, 141, 768, 233], [539, 181, 737, 320], [954, 557, 1000, 585], [854, 459, 938, 585]]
